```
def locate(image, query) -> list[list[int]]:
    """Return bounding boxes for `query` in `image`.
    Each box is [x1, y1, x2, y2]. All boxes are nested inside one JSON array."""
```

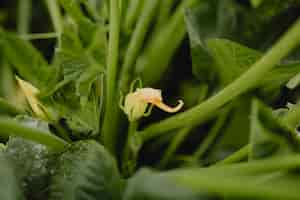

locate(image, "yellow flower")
[[121, 87, 184, 122], [16, 76, 48, 120]]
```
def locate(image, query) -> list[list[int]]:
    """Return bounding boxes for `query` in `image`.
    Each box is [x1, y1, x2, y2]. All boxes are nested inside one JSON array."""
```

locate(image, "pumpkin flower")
[[16, 76, 48, 120], [120, 87, 184, 122]]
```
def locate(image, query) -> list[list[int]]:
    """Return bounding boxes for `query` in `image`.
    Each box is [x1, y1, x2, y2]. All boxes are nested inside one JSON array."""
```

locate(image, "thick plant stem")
[[122, 121, 139, 177], [155, 0, 175, 28], [45, 0, 62, 34], [140, 18, 300, 141], [0, 118, 67, 151], [17, 0, 32, 35], [101, 0, 120, 154]]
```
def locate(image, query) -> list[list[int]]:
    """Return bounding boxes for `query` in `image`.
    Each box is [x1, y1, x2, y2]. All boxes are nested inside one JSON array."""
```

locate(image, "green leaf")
[[171, 165, 300, 200], [58, 0, 99, 46], [50, 140, 122, 200], [249, 99, 300, 160], [0, 152, 24, 200], [204, 38, 300, 101], [41, 22, 105, 136], [185, 0, 237, 82], [185, 0, 299, 83], [258, 62, 300, 102], [0, 30, 57, 91], [123, 168, 205, 200], [206, 39, 261, 86], [5, 116, 57, 199]]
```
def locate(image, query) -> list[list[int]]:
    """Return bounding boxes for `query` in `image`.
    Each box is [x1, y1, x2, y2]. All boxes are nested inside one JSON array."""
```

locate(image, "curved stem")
[[158, 127, 191, 168], [0, 118, 67, 151], [159, 85, 209, 168], [45, 0, 62, 34], [193, 106, 231, 161], [215, 144, 250, 166], [140, 18, 300, 141]]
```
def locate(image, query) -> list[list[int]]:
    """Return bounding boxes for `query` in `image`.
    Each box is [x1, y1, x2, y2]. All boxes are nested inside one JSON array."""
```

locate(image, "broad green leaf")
[[50, 140, 122, 200], [5, 116, 57, 199], [41, 22, 105, 136], [249, 100, 300, 160], [206, 39, 261, 86], [123, 168, 206, 200], [0, 31, 57, 91], [185, 0, 299, 83], [0, 152, 24, 200], [44, 83, 101, 136], [185, 0, 237, 82], [204, 38, 300, 102], [171, 166, 300, 200]]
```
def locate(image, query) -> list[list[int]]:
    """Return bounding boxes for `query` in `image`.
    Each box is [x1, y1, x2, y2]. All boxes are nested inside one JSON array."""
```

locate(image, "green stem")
[[287, 72, 300, 89], [0, 98, 24, 116], [158, 127, 192, 168], [158, 85, 209, 168], [17, 0, 32, 35], [155, 0, 175, 29], [140, 18, 300, 141], [135, 0, 199, 85], [45, 0, 62, 34], [122, 121, 139, 177], [101, 0, 120, 154], [119, 0, 160, 92], [123, 0, 144, 34], [282, 104, 300, 129], [0, 118, 67, 151], [193, 106, 231, 161], [53, 123, 72, 142], [215, 144, 250, 166], [20, 32, 59, 40]]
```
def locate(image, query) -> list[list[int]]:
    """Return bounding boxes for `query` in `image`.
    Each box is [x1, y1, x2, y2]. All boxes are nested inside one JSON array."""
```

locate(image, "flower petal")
[[153, 100, 184, 113]]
